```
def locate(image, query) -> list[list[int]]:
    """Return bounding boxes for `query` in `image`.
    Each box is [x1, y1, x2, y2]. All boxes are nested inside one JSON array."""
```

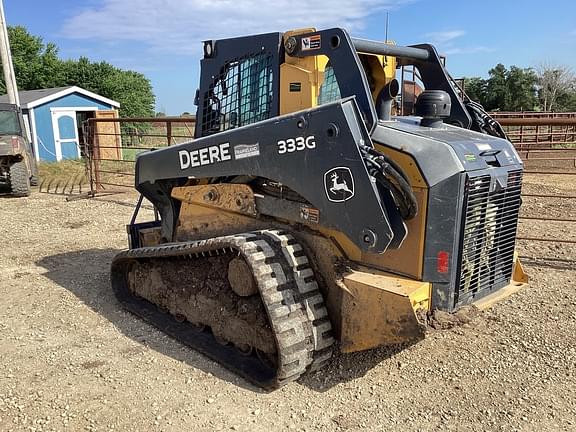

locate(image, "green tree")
[[483, 64, 508, 111], [61, 57, 117, 95], [475, 64, 538, 111], [0, 26, 63, 91], [555, 90, 576, 111], [62, 58, 154, 118], [505, 66, 538, 111], [463, 77, 486, 105], [1, 26, 155, 118], [101, 70, 155, 118]]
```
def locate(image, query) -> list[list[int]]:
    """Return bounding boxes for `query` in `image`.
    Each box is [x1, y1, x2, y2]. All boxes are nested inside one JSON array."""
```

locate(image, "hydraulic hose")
[[364, 146, 410, 183], [360, 145, 418, 220], [464, 100, 508, 139]]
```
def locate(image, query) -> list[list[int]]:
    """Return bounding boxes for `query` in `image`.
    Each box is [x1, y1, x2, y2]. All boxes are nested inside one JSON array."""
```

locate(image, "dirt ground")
[[1, 173, 575, 432]]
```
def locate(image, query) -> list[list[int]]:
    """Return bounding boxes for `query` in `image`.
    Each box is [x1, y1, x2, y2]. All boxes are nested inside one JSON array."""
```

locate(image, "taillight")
[[437, 251, 449, 273], [11, 136, 19, 151]]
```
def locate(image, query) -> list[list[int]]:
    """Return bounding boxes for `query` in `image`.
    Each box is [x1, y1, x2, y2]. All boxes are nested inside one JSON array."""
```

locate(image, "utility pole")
[[0, 0, 19, 106]]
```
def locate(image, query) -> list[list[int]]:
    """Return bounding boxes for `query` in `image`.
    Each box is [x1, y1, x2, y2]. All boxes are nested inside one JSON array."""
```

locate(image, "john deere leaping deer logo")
[[329, 172, 352, 194], [324, 167, 355, 202]]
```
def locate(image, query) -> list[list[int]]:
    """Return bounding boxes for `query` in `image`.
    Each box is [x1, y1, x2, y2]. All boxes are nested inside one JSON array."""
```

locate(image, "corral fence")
[[492, 112, 576, 150], [494, 113, 576, 173], [82, 116, 195, 192], [83, 113, 576, 250], [492, 113, 576, 249]]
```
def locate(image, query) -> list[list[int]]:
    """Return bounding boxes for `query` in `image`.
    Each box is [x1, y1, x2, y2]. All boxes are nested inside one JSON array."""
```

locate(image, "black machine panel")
[[136, 99, 397, 254], [372, 120, 524, 311]]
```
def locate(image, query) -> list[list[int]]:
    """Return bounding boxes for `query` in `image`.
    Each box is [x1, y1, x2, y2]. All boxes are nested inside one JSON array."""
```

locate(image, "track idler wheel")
[[227, 257, 258, 296]]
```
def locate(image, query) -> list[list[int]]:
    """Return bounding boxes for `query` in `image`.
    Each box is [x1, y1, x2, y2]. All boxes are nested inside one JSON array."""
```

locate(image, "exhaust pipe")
[[376, 79, 400, 121]]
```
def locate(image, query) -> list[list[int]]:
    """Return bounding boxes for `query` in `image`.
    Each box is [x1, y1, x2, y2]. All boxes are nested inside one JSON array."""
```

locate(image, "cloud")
[[444, 46, 495, 55], [61, 0, 412, 55], [423, 29, 494, 56], [424, 30, 466, 45]]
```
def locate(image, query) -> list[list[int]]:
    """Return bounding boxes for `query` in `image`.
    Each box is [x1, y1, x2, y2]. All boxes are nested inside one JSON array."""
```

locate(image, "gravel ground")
[[0, 173, 575, 432]]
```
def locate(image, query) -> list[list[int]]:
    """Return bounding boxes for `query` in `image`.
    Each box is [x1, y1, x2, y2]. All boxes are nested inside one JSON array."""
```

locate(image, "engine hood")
[[371, 117, 523, 187]]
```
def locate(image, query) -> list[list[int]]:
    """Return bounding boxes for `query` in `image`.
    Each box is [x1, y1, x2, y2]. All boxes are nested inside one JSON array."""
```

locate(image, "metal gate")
[[83, 116, 195, 193]]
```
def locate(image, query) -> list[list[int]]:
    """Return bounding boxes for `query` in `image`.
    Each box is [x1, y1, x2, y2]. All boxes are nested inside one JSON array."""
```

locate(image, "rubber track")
[[111, 229, 334, 389]]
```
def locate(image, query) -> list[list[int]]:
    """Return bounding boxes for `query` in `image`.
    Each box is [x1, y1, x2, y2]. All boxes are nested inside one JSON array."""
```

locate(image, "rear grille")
[[455, 170, 522, 306]]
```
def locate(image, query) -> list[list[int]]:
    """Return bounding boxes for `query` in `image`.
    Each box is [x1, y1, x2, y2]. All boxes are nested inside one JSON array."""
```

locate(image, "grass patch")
[[39, 159, 86, 181], [121, 147, 148, 161], [37, 159, 88, 193]]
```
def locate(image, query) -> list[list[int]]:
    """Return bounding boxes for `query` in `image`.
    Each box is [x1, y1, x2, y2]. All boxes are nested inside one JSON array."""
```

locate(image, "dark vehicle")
[[0, 103, 38, 196], [111, 28, 527, 389]]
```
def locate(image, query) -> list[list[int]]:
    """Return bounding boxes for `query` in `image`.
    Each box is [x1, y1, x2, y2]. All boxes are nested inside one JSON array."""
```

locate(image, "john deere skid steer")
[[111, 28, 527, 388]]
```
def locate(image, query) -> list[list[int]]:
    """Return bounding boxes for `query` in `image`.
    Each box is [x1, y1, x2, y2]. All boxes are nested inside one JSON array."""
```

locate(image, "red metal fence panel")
[[83, 117, 195, 193]]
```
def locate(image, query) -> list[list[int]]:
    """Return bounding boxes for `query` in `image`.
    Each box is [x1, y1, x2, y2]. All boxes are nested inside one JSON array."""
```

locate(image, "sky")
[[4, 0, 576, 115]]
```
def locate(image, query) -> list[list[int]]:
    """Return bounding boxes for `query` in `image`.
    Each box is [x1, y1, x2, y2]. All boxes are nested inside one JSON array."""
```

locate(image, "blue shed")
[[0, 86, 120, 162]]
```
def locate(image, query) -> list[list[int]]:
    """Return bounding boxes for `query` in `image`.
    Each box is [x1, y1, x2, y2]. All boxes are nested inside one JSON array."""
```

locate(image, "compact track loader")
[[111, 28, 528, 389]]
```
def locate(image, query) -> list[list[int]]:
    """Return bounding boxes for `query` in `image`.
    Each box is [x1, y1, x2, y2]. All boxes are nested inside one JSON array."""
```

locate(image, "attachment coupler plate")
[[135, 98, 394, 253]]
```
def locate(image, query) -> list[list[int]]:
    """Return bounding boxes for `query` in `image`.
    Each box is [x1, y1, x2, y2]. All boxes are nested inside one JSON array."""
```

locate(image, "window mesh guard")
[[200, 53, 274, 137]]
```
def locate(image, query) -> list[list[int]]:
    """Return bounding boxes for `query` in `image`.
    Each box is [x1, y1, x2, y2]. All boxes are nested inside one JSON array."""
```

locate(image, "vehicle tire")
[[9, 161, 31, 197], [30, 173, 39, 187]]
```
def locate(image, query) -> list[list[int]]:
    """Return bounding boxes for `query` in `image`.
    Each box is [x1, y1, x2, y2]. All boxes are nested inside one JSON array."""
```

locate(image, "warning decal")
[[301, 35, 321, 51]]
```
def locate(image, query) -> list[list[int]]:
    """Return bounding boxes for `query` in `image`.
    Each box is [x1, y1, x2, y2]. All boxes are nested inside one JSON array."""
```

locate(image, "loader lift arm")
[[282, 28, 472, 130], [195, 28, 476, 141], [135, 98, 402, 254]]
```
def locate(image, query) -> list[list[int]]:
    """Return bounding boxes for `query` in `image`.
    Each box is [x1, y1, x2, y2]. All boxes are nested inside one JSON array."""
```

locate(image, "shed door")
[[94, 110, 122, 160], [52, 110, 80, 161]]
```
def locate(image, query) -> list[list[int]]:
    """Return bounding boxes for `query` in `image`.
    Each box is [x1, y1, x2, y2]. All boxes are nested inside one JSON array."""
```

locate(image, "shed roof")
[[0, 86, 120, 109]]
